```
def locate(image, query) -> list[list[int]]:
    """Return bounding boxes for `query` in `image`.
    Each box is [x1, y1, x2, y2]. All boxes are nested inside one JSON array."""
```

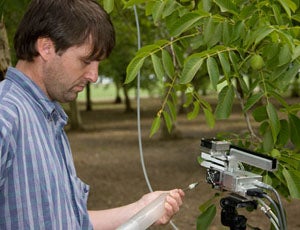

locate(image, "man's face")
[[42, 41, 100, 103]]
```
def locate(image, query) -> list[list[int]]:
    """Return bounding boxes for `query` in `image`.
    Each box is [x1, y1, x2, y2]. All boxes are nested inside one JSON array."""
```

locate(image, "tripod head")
[[220, 194, 258, 230]]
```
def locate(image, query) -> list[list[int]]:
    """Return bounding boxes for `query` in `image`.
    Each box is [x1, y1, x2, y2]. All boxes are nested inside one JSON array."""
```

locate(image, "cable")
[[270, 187, 287, 230], [133, 5, 178, 230], [262, 193, 284, 230], [253, 180, 287, 229], [133, 4, 153, 194], [258, 198, 280, 230]]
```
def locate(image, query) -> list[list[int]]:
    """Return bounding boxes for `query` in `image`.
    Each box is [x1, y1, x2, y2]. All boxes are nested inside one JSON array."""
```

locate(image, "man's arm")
[[88, 189, 184, 230]]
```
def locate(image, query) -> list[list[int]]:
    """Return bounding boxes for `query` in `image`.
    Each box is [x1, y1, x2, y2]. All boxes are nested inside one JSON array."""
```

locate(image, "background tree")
[[99, 1, 162, 113], [0, 0, 27, 80], [0, 16, 11, 81]]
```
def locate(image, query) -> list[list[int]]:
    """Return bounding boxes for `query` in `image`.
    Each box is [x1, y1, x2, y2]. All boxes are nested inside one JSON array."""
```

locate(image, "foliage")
[[4, 0, 300, 227], [106, 0, 300, 227], [99, 0, 162, 98], [1, 0, 30, 65]]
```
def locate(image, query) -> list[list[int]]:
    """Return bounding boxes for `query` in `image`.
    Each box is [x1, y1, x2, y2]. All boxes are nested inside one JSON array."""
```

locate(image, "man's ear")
[[36, 37, 55, 61]]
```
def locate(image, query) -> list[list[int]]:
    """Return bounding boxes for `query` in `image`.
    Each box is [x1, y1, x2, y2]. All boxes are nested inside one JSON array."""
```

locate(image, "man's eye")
[[82, 59, 91, 65]]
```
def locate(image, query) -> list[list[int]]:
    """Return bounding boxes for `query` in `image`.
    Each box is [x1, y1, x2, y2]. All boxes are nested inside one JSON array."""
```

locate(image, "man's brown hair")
[[14, 0, 115, 62]]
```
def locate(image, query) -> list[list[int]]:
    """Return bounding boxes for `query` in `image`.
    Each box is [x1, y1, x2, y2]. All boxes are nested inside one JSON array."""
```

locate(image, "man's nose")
[[85, 62, 99, 83]]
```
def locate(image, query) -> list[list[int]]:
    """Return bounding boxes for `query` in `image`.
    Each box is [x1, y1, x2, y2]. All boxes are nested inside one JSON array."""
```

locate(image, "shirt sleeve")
[[0, 113, 15, 189]]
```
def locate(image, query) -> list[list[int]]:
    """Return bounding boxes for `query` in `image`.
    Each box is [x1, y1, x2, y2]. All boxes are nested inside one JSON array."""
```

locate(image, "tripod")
[[220, 194, 258, 230]]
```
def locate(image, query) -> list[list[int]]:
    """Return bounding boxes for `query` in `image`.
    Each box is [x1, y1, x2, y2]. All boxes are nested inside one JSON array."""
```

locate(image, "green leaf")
[[246, 27, 274, 48], [197, 204, 217, 230], [206, 57, 219, 90], [125, 56, 146, 84], [263, 174, 273, 186], [280, 156, 300, 169], [203, 108, 215, 128], [154, 39, 170, 47], [215, 85, 235, 119], [149, 116, 161, 137], [244, 92, 264, 112], [198, 193, 220, 212], [124, 0, 148, 8], [277, 62, 300, 89], [151, 54, 164, 81], [270, 149, 281, 158], [169, 12, 203, 37], [255, 27, 275, 46], [292, 45, 300, 60], [188, 101, 200, 120], [202, 0, 212, 12], [103, 0, 114, 13], [183, 92, 193, 108], [263, 127, 274, 152], [167, 100, 177, 121], [203, 17, 214, 45], [252, 106, 268, 122], [181, 54, 204, 84], [135, 44, 159, 57], [237, 77, 249, 94], [272, 3, 284, 24], [229, 51, 240, 74], [278, 44, 292, 67], [282, 168, 300, 198], [162, 0, 178, 18], [162, 49, 175, 79], [278, 0, 298, 18], [163, 111, 173, 133], [222, 22, 231, 45], [214, 0, 238, 15], [152, 0, 166, 24], [268, 90, 289, 108], [277, 119, 290, 147], [218, 52, 230, 79], [232, 21, 245, 42], [266, 102, 280, 143], [288, 114, 300, 149], [173, 44, 185, 67], [277, 29, 294, 51]]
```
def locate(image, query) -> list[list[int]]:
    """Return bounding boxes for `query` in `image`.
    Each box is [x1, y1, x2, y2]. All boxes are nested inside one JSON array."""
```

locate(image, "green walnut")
[[250, 54, 264, 70]]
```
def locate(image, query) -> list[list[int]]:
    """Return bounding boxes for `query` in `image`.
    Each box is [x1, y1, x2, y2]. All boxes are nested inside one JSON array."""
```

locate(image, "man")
[[0, 0, 184, 229]]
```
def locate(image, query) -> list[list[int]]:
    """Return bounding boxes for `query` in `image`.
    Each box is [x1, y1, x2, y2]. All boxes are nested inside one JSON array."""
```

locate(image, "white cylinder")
[[117, 193, 167, 230]]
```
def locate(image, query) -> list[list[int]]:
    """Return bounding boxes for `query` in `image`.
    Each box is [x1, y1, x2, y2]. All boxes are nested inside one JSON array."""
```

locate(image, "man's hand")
[[138, 189, 185, 225]]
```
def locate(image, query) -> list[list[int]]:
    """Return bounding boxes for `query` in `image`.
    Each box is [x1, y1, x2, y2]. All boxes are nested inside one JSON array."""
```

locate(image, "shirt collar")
[[6, 67, 68, 123]]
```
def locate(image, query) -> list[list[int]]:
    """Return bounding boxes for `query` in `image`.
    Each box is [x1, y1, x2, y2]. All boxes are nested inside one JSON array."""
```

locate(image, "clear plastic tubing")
[[117, 193, 167, 230]]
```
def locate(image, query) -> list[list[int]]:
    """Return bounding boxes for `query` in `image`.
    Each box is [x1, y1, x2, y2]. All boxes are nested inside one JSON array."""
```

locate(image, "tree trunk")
[[114, 81, 122, 104], [69, 100, 84, 130], [0, 18, 11, 80], [123, 84, 133, 112]]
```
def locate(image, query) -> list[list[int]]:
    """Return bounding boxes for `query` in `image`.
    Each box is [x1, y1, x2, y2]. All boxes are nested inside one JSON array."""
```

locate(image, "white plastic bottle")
[[116, 193, 167, 230]]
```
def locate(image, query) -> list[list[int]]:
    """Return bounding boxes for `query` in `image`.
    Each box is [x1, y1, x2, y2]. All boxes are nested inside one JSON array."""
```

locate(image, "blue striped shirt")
[[0, 67, 93, 229]]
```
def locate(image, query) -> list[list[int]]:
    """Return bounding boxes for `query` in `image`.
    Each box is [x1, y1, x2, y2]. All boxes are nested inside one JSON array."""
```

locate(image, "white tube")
[[117, 193, 167, 230]]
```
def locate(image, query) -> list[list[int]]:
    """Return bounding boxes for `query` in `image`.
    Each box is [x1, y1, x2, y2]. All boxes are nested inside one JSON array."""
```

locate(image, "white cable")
[[253, 180, 287, 229], [133, 4, 153, 193], [133, 5, 178, 229], [258, 199, 279, 230], [262, 193, 284, 230]]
